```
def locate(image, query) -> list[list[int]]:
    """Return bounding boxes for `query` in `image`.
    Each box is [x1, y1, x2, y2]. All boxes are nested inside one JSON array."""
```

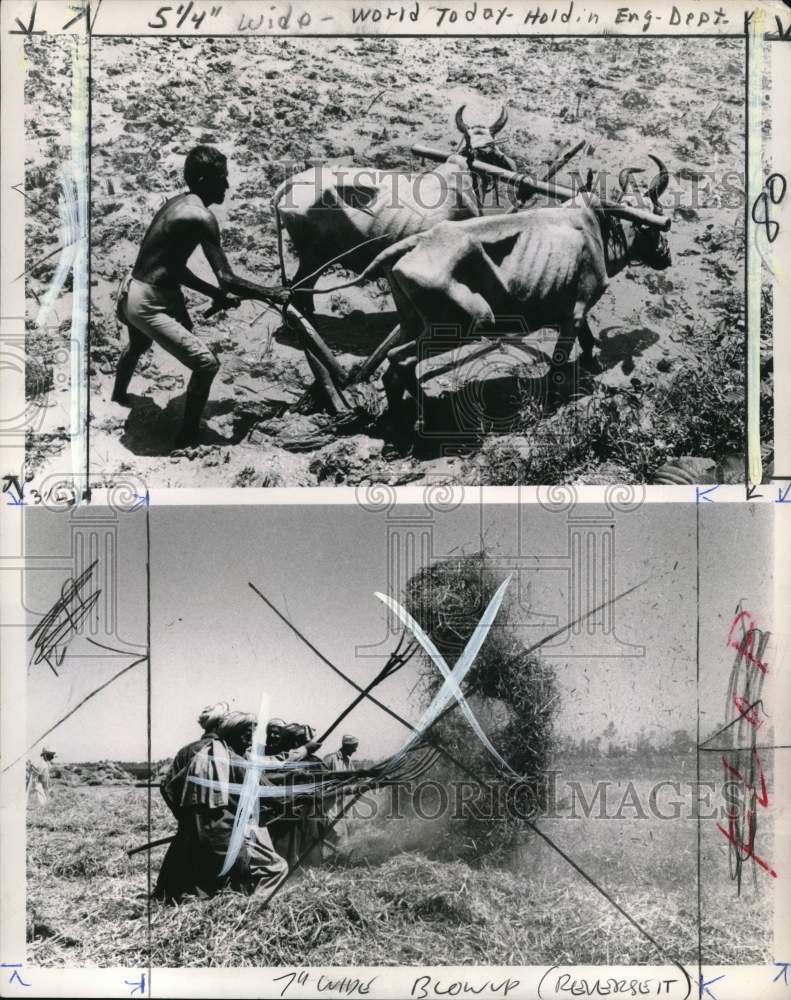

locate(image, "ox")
[[332, 155, 672, 423], [274, 105, 516, 320]]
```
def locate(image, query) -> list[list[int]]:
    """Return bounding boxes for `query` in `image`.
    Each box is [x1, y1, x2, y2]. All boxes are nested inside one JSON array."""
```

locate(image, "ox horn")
[[455, 105, 469, 135], [618, 167, 643, 191], [646, 154, 670, 210], [490, 105, 508, 135], [616, 166, 643, 204]]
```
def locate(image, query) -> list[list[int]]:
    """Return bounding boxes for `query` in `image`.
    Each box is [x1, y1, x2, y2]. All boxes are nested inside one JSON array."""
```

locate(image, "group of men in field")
[[153, 701, 361, 905]]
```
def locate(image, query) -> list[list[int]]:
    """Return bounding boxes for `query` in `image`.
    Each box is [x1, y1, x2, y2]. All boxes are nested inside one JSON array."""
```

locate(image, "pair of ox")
[[274, 104, 515, 322], [276, 114, 672, 425]]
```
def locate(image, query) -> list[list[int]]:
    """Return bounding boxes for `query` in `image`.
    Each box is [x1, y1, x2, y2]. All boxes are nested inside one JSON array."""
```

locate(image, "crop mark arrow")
[[696, 485, 718, 504], [11, 2, 44, 35]]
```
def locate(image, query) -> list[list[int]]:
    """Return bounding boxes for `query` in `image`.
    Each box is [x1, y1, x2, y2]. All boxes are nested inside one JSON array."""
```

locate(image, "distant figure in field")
[[26, 746, 56, 805], [322, 734, 360, 853], [152, 711, 321, 903], [324, 734, 359, 774], [113, 145, 287, 448]]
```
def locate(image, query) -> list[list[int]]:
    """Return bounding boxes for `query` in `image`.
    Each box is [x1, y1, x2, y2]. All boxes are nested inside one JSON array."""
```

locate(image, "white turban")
[[198, 701, 230, 732], [216, 711, 256, 741]]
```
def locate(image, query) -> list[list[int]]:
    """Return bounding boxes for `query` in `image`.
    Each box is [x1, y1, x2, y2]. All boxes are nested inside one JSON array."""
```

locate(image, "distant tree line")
[[557, 725, 697, 758]]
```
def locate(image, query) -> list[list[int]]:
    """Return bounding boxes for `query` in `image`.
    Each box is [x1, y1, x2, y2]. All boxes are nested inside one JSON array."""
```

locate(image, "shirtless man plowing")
[[113, 145, 287, 448]]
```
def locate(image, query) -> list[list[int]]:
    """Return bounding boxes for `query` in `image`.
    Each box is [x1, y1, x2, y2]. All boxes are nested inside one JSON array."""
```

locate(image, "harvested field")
[[27, 754, 772, 968], [22, 34, 771, 486]]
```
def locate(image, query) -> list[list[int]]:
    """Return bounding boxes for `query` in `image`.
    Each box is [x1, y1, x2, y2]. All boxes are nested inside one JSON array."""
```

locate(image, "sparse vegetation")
[[470, 318, 749, 486]]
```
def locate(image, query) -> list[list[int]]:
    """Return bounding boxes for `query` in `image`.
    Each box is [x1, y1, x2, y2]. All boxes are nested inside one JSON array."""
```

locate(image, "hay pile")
[[54, 761, 135, 787], [403, 553, 558, 859]]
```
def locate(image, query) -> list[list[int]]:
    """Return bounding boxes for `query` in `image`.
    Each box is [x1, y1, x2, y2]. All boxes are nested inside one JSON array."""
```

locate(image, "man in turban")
[[264, 718, 287, 755], [152, 711, 321, 903], [159, 701, 229, 815], [324, 735, 360, 773], [268, 723, 328, 869], [321, 735, 361, 854], [199, 702, 230, 734], [26, 746, 57, 805], [153, 701, 231, 899]]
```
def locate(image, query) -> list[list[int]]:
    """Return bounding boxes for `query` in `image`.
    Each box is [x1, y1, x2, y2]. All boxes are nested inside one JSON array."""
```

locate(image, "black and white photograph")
[[2, 2, 790, 999], [21, 27, 772, 488], [20, 500, 775, 972]]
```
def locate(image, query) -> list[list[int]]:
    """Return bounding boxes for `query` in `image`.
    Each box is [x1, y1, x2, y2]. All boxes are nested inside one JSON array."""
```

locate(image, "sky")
[[23, 501, 773, 762]]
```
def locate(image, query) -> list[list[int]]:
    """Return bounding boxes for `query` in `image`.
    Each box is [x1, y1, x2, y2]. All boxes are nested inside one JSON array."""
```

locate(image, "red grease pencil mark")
[[726, 610, 768, 672], [718, 606, 777, 885], [716, 810, 778, 879], [731, 694, 764, 729], [721, 747, 769, 808]]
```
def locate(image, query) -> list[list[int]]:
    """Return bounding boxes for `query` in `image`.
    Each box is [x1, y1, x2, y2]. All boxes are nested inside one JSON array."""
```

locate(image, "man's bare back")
[[131, 157, 286, 305], [132, 193, 212, 289]]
